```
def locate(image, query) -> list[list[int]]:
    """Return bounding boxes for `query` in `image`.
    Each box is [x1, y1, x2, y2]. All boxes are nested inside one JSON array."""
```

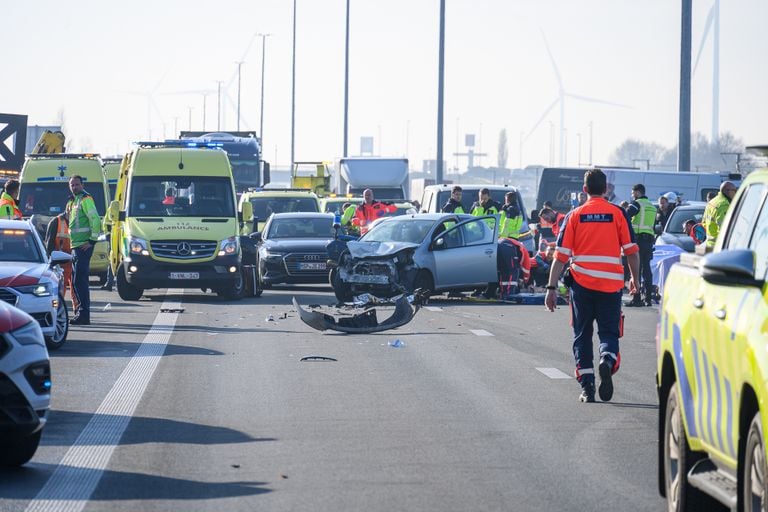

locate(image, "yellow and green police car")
[[657, 162, 768, 511]]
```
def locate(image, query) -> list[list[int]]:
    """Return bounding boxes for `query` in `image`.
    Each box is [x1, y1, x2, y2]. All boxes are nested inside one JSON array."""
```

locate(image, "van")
[[18, 154, 111, 283], [535, 167, 724, 213], [108, 144, 253, 301], [420, 183, 535, 254]]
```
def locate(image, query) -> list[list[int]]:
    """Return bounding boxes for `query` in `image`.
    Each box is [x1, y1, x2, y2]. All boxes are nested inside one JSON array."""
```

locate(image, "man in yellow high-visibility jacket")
[[67, 175, 101, 325]]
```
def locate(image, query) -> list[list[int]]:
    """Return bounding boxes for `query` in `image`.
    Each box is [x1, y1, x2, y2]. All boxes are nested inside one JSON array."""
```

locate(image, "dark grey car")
[[656, 202, 706, 252]]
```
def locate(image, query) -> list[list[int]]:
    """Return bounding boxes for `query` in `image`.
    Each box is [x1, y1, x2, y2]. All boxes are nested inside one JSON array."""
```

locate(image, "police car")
[[656, 163, 768, 511], [0, 219, 72, 350]]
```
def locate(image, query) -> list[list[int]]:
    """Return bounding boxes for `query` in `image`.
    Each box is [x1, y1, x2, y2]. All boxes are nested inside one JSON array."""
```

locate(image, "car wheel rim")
[[748, 429, 766, 512], [53, 302, 67, 342], [666, 393, 681, 510]]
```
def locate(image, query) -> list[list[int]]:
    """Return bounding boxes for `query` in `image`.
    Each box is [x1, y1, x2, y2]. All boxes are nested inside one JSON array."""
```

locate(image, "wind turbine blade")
[[524, 98, 559, 143], [152, 63, 174, 93], [693, 3, 715, 76], [539, 28, 563, 91], [565, 93, 632, 109], [161, 89, 217, 96]]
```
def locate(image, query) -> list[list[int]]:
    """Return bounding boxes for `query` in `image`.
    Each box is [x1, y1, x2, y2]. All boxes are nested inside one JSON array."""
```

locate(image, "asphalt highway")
[[1, 284, 667, 512]]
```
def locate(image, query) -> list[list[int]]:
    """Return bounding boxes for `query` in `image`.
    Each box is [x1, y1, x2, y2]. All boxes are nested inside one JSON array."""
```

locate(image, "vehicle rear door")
[[694, 182, 767, 465], [431, 216, 498, 288]]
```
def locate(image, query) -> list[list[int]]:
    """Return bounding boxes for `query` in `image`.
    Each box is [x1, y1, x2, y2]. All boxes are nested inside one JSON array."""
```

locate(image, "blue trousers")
[[72, 245, 94, 320], [569, 279, 622, 385]]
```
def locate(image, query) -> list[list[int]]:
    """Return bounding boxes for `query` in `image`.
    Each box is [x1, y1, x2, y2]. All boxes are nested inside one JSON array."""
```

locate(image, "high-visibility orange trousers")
[[61, 262, 79, 313]]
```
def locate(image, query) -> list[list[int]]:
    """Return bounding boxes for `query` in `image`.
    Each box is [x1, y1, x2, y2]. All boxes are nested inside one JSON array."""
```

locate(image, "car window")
[[748, 197, 768, 280], [249, 197, 319, 219], [460, 218, 495, 247], [434, 221, 462, 249], [724, 184, 765, 250], [665, 207, 704, 234], [0, 230, 43, 262], [268, 217, 334, 238]]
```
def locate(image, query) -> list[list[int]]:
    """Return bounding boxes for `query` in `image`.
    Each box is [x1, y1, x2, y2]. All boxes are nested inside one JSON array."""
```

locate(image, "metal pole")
[[436, 0, 445, 183], [216, 81, 223, 131], [678, 0, 692, 172], [343, 0, 350, 157], [712, 0, 720, 145], [236, 61, 243, 131], [187, 107, 193, 130], [202, 93, 207, 131], [259, 34, 270, 150], [588, 121, 593, 166], [291, 0, 297, 171]]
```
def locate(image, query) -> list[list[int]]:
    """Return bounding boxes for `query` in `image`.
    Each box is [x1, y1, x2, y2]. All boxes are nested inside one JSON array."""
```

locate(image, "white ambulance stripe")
[[26, 291, 184, 512], [425, 306, 443, 312], [536, 367, 572, 379], [470, 329, 494, 337]]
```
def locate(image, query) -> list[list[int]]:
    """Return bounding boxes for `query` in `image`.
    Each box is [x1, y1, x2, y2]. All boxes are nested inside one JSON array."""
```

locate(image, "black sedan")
[[255, 212, 336, 286]]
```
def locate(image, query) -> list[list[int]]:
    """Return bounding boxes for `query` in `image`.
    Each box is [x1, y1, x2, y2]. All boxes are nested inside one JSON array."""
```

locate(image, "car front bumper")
[[0, 336, 50, 435], [122, 253, 242, 290], [0, 288, 59, 339]]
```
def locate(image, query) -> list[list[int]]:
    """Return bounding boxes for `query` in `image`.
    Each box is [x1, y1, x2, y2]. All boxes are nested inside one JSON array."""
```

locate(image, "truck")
[[338, 157, 409, 201], [656, 154, 768, 511], [177, 131, 270, 192]]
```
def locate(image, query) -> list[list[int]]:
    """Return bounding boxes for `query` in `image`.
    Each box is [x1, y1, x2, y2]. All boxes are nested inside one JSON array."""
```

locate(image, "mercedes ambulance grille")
[[150, 240, 218, 260]]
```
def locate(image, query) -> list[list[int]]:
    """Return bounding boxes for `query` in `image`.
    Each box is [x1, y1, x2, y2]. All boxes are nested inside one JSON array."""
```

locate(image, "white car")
[[0, 219, 72, 350], [0, 300, 50, 466]]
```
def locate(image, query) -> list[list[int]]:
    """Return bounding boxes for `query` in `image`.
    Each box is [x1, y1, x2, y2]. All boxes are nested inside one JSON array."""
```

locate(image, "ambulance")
[[108, 143, 253, 301], [18, 154, 110, 283]]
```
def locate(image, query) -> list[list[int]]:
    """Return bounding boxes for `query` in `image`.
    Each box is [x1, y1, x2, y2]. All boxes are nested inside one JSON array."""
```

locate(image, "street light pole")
[[436, 0, 446, 183], [678, 0, 692, 172], [291, 0, 297, 171], [343, 0, 350, 158], [216, 81, 223, 131], [187, 106, 193, 131], [236, 61, 244, 131], [258, 33, 271, 150]]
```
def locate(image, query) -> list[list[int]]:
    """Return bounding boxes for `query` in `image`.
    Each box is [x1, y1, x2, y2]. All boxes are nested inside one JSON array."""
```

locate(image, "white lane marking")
[[26, 291, 184, 512], [425, 306, 443, 312], [536, 367, 572, 380], [470, 329, 494, 337]]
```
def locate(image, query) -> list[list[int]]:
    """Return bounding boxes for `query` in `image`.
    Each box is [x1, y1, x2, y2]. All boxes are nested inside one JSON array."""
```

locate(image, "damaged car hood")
[[346, 241, 419, 259]]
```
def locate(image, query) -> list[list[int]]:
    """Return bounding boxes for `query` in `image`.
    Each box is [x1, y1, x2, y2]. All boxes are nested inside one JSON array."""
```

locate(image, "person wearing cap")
[[655, 192, 677, 232], [625, 184, 656, 307], [702, 181, 737, 248]]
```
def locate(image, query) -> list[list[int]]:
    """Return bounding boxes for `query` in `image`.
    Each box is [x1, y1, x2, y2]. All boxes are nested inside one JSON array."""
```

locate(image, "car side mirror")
[[700, 249, 762, 288], [250, 232, 262, 243], [50, 250, 73, 267], [432, 238, 446, 250]]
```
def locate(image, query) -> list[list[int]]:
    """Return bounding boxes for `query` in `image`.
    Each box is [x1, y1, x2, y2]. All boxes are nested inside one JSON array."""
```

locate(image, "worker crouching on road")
[[545, 168, 640, 404]]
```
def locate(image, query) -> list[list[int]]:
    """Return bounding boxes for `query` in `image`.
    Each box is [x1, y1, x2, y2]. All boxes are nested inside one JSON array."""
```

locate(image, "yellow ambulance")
[[109, 143, 253, 300], [18, 154, 110, 283]]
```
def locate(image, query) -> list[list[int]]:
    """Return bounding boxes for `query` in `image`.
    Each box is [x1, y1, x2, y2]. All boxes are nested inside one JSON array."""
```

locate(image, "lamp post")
[[216, 80, 223, 131], [258, 33, 272, 149], [343, 0, 350, 158], [236, 61, 244, 131], [436, 0, 446, 183], [678, 0, 692, 172], [291, 0, 297, 171]]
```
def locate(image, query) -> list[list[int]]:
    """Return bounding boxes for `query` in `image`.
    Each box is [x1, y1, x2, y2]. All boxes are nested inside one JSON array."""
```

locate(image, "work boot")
[[579, 382, 596, 403], [624, 295, 643, 307], [71, 316, 90, 326], [598, 355, 616, 402], [644, 298, 653, 307], [100, 283, 113, 291]]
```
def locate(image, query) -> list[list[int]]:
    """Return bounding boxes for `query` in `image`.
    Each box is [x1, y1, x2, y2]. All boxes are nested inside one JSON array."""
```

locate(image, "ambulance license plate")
[[169, 272, 199, 280]]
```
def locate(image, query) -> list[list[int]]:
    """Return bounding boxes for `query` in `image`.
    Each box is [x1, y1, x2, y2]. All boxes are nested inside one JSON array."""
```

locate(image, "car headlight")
[[259, 248, 284, 260], [10, 320, 45, 347], [218, 236, 239, 257], [129, 237, 149, 256], [15, 283, 52, 297]]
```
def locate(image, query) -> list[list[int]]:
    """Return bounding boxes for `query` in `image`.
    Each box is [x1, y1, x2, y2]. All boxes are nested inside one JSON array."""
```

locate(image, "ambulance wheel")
[[45, 299, 68, 351], [742, 412, 768, 512], [663, 385, 706, 511], [117, 267, 143, 301], [217, 272, 244, 300]]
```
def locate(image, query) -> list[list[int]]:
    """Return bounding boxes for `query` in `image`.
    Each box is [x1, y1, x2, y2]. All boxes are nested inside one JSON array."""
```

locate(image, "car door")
[[693, 183, 766, 464], [432, 216, 498, 288]]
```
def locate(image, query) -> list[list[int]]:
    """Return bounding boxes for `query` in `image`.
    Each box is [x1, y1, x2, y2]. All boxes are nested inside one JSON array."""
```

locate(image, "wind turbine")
[[162, 88, 217, 132], [116, 67, 172, 140], [693, 0, 719, 145], [524, 30, 630, 166]]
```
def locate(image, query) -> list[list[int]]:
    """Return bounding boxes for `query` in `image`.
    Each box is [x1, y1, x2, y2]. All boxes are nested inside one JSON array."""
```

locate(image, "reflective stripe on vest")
[[631, 197, 656, 235]]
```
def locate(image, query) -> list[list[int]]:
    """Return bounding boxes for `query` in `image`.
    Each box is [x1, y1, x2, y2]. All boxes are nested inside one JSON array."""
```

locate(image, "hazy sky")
[[3, 0, 766, 170]]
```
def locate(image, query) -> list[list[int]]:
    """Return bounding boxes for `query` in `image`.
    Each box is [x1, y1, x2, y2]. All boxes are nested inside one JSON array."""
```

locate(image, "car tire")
[[411, 270, 434, 298], [663, 385, 706, 511], [329, 268, 352, 302], [217, 271, 244, 300], [117, 266, 143, 301], [0, 430, 42, 467], [258, 266, 272, 290], [45, 298, 68, 351], [742, 412, 768, 512]]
